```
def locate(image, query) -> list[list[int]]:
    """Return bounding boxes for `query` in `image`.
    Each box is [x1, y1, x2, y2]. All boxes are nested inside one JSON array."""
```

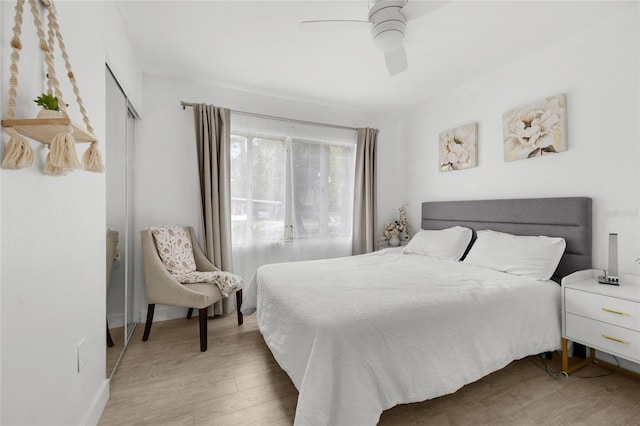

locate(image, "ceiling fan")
[[300, 0, 417, 76]]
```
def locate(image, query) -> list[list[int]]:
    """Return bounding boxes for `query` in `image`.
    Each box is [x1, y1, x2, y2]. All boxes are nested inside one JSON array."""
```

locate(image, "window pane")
[[290, 140, 354, 239], [230, 135, 249, 244], [230, 114, 356, 246], [328, 145, 354, 237], [231, 135, 286, 244], [291, 141, 324, 238], [251, 138, 286, 242]]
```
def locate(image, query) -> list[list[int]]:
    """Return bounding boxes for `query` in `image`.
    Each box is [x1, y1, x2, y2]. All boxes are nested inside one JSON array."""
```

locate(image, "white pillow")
[[463, 229, 566, 280], [402, 226, 473, 261]]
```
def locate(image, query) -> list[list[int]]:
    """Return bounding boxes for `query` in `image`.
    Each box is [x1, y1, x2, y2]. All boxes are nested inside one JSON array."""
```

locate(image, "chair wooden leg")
[[236, 289, 243, 326], [187, 308, 194, 319], [199, 307, 208, 352], [142, 304, 155, 341]]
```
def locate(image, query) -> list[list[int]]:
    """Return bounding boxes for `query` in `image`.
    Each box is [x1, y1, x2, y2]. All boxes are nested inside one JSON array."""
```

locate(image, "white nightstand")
[[561, 269, 640, 376]]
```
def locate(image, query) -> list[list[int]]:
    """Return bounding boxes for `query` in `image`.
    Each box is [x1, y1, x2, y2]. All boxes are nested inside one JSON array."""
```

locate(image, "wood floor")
[[99, 314, 640, 425]]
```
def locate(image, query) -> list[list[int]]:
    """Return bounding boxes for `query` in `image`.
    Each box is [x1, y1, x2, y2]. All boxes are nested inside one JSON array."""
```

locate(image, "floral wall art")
[[438, 123, 477, 172], [503, 93, 567, 161]]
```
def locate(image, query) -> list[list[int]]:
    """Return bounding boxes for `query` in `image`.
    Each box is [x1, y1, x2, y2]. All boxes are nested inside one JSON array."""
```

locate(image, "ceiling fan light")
[[370, 15, 406, 51], [374, 29, 404, 51]]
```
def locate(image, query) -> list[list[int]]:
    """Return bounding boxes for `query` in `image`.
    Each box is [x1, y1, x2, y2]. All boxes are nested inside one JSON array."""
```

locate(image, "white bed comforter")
[[242, 249, 561, 426]]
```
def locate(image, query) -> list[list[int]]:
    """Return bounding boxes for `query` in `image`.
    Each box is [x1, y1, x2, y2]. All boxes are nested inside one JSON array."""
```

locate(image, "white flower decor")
[[380, 205, 411, 242], [503, 93, 567, 161], [439, 123, 477, 172]]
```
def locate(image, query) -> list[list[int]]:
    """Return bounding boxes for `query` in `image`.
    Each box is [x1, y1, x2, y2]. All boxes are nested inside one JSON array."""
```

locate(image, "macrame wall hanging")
[[1, 0, 104, 176]]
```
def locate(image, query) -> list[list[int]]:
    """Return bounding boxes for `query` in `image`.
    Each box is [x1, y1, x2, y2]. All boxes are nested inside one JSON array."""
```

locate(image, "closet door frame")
[[105, 64, 139, 378]]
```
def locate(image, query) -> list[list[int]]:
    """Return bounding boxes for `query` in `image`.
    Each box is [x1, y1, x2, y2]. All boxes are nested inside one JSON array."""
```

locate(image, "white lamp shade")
[[369, 1, 407, 52], [373, 28, 405, 51]]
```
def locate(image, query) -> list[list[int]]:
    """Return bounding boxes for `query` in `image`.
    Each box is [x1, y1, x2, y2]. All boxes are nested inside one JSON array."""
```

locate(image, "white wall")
[[133, 76, 390, 319], [369, 110, 412, 234], [0, 2, 105, 424], [401, 9, 639, 275], [0, 1, 142, 425], [103, 3, 144, 115]]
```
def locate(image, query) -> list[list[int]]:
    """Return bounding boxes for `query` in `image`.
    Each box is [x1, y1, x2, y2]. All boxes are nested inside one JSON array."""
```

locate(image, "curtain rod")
[[181, 101, 358, 132]]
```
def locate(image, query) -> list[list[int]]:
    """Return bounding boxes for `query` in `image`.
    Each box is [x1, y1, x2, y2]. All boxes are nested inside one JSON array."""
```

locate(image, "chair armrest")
[[141, 229, 212, 309]]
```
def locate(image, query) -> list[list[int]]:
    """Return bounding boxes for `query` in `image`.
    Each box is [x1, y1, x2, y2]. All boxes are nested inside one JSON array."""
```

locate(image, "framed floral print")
[[503, 93, 567, 161], [439, 122, 477, 172]]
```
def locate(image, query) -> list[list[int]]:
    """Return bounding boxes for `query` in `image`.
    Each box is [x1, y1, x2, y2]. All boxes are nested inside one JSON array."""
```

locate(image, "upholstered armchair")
[[140, 226, 243, 352]]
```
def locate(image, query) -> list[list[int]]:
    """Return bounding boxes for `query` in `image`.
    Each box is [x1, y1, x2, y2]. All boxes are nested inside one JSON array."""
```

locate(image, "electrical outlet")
[[77, 338, 87, 373]]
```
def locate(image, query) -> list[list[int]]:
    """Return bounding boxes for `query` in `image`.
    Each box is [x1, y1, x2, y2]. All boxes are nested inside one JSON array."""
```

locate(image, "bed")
[[242, 197, 592, 426]]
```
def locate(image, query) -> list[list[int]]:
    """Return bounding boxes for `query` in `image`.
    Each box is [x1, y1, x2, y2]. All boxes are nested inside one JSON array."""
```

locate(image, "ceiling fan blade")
[[402, 0, 450, 21], [299, 20, 370, 32], [384, 46, 407, 76]]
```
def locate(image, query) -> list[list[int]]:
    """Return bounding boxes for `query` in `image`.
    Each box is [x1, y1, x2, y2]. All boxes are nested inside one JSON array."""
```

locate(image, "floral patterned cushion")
[[150, 225, 197, 276]]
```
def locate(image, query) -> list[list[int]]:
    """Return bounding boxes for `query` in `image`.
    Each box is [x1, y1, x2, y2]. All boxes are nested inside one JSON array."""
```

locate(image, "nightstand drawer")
[[565, 288, 640, 331], [566, 313, 640, 362]]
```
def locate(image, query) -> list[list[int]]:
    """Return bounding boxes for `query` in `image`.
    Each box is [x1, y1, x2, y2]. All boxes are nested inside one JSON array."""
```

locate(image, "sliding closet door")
[[106, 67, 127, 378], [125, 109, 136, 343], [105, 66, 137, 378]]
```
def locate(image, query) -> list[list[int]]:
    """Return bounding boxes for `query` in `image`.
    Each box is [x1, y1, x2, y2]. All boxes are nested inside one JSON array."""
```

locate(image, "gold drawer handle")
[[602, 334, 629, 345], [602, 307, 630, 316]]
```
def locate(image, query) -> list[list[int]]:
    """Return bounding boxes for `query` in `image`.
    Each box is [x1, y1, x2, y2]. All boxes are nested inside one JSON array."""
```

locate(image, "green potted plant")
[[33, 93, 67, 118]]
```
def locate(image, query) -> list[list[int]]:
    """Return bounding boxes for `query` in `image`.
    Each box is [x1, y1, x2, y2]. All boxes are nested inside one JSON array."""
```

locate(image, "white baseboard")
[[107, 312, 124, 328], [140, 302, 238, 324], [139, 303, 235, 324], [80, 378, 110, 426], [108, 311, 143, 328], [140, 305, 188, 323]]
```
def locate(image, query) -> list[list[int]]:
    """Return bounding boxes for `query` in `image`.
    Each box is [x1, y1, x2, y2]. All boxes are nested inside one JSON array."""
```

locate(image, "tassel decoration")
[[1, 128, 35, 169], [82, 141, 104, 172], [44, 129, 81, 174], [4, 0, 103, 176], [42, 150, 66, 176]]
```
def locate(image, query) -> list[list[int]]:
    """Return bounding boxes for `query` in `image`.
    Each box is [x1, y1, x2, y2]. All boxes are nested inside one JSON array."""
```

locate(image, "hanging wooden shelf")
[[1, 117, 97, 144], [1, 0, 104, 174]]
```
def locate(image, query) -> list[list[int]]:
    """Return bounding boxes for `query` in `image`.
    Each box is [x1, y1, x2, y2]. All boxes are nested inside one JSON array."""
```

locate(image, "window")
[[290, 139, 354, 239], [230, 115, 356, 245], [230, 135, 286, 243]]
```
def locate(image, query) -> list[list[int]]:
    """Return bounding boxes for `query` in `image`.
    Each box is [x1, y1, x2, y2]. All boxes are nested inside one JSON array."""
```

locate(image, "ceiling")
[[116, 1, 635, 111]]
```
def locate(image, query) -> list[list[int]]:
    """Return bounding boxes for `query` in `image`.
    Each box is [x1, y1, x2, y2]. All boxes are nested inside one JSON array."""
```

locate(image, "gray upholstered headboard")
[[421, 197, 592, 282]]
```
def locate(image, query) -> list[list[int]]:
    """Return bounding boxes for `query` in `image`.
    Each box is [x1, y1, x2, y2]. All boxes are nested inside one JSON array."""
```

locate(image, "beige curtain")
[[352, 127, 379, 255], [193, 104, 235, 315]]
